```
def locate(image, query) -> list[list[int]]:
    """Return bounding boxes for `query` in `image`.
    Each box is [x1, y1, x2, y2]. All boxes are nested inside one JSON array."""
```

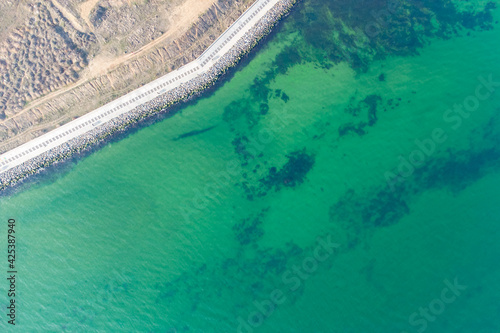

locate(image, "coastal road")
[[0, 0, 281, 174]]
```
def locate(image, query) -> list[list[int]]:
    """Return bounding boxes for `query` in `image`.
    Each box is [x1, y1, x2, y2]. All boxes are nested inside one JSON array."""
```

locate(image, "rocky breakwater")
[[0, 0, 299, 193]]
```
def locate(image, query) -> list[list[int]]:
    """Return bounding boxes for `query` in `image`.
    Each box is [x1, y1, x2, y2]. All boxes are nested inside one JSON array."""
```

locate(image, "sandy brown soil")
[[10, 0, 219, 118], [0, 0, 253, 153], [84, 0, 219, 77], [51, 0, 86, 32], [79, 0, 101, 30]]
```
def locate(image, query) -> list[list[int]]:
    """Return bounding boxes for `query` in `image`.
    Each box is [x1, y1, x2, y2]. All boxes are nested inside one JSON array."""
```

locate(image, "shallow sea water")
[[1, 1, 500, 332]]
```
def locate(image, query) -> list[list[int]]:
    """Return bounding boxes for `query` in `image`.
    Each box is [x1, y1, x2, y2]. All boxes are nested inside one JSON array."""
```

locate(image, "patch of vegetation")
[[90, 6, 108, 27], [261, 149, 315, 190], [0, 1, 95, 114], [339, 94, 383, 137], [287, 0, 497, 72], [232, 208, 269, 246], [223, 99, 258, 132]]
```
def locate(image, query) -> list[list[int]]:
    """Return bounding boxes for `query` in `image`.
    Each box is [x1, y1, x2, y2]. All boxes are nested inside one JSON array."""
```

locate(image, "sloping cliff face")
[[0, 0, 253, 154]]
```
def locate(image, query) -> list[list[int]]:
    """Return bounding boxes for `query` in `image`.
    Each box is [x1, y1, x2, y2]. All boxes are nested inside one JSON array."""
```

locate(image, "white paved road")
[[0, 0, 280, 174]]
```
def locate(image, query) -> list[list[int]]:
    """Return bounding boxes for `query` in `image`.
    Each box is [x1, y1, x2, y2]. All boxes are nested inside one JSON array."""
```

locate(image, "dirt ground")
[[15, 0, 219, 114], [0, 0, 253, 153]]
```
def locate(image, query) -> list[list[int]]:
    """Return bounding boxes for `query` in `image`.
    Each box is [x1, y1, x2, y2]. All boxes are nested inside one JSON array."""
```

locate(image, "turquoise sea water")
[[1, 1, 500, 332]]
